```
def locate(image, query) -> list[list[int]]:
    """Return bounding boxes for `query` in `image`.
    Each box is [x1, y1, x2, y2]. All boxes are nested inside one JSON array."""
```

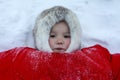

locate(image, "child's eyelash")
[[49, 34, 71, 38], [50, 35, 56, 38], [64, 35, 71, 38]]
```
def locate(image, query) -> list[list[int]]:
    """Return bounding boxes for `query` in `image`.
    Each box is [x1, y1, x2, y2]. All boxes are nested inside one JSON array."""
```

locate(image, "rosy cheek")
[[49, 39, 53, 47], [66, 40, 71, 47], [51, 40, 55, 46]]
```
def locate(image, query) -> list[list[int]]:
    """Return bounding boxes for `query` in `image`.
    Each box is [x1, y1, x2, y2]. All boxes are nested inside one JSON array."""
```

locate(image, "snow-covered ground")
[[0, 0, 120, 54]]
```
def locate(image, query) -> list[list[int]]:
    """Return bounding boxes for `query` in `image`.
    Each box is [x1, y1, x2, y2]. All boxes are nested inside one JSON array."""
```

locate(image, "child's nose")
[[56, 39, 64, 45]]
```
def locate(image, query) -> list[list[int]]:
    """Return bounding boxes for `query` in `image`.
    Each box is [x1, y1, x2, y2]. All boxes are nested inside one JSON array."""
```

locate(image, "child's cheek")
[[65, 39, 71, 47]]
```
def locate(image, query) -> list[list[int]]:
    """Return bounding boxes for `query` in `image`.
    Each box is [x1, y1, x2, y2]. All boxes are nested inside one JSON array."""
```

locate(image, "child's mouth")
[[53, 48, 65, 52]]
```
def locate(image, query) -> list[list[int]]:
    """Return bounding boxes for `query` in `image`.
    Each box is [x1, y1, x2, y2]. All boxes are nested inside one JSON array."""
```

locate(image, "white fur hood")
[[33, 6, 82, 53]]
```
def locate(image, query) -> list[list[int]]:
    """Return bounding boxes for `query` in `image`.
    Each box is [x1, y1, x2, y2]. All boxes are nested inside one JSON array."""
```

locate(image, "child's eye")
[[50, 34, 56, 38], [64, 35, 71, 38]]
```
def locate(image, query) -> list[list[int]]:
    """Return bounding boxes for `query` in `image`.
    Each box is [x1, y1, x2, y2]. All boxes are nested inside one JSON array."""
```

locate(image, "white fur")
[[33, 6, 82, 53]]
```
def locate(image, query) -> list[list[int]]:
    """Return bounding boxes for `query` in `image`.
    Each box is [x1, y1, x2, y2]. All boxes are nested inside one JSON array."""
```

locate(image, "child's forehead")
[[50, 31, 70, 34], [50, 23, 70, 33]]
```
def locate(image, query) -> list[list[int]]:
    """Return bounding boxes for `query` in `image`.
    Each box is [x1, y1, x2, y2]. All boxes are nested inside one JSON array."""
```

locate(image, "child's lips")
[[53, 48, 65, 52]]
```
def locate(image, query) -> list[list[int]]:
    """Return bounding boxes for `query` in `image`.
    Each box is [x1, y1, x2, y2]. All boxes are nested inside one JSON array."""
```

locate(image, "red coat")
[[0, 44, 120, 80]]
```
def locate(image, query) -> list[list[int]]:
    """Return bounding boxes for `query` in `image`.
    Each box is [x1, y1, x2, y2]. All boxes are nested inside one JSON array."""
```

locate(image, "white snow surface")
[[0, 0, 120, 54]]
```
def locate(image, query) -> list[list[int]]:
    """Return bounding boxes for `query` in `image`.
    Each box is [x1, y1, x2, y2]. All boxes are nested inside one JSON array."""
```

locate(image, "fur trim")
[[33, 6, 82, 53]]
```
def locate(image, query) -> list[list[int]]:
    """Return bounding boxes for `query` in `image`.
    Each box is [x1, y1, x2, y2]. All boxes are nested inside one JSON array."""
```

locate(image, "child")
[[33, 6, 82, 53], [0, 6, 120, 80]]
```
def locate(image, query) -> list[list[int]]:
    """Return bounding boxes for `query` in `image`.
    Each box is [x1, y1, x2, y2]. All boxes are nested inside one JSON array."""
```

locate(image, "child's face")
[[49, 22, 71, 53]]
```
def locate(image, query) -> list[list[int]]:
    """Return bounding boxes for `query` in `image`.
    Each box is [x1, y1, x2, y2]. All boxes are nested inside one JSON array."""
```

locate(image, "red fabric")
[[0, 44, 119, 80], [111, 54, 120, 80]]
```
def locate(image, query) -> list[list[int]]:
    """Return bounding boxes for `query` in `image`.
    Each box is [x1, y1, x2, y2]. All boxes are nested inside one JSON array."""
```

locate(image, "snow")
[[0, 0, 120, 54]]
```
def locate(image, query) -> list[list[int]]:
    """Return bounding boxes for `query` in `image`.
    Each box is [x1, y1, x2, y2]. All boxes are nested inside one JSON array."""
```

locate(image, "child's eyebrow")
[[50, 31, 56, 33], [65, 32, 70, 34]]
